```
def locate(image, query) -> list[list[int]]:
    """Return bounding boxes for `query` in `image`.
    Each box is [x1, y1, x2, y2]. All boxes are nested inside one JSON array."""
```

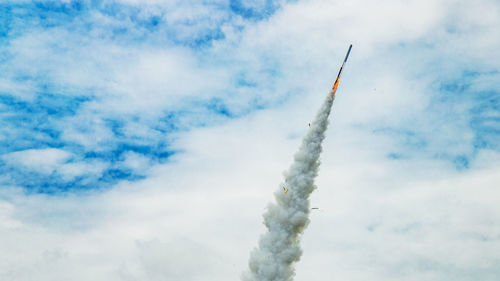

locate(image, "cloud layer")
[[0, 0, 499, 280]]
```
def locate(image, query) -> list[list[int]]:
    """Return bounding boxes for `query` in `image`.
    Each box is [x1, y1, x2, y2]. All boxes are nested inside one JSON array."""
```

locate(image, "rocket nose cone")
[[344, 44, 352, 62]]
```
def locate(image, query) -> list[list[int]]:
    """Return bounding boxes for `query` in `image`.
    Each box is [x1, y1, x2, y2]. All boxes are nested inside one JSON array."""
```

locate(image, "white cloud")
[[120, 151, 151, 172], [58, 160, 109, 181], [2, 148, 72, 174], [1, 115, 499, 280], [2, 92, 500, 280], [1, 0, 500, 280], [107, 48, 231, 113], [1, 148, 108, 181]]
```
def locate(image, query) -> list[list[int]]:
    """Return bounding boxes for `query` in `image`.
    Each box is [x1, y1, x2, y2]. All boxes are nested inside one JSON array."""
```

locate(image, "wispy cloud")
[[0, 0, 499, 280], [0, 0, 290, 192]]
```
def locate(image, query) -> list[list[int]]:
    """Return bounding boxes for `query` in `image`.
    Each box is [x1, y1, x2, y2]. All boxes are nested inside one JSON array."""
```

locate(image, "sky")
[[0, 0, 499, 280]]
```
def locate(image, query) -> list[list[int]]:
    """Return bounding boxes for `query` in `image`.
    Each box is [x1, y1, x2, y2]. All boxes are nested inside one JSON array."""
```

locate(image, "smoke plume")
[[242, 92, 335, 281]]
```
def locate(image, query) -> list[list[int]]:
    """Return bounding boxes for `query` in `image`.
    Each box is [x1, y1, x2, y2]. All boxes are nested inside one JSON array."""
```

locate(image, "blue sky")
[[0, 1, 499, 280], [1, 0, 498, 193], [0, 0, 296, 193]]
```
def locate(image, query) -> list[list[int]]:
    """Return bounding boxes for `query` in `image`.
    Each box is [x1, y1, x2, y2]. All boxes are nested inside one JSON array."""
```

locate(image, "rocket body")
[[332, 44, 352, 95]]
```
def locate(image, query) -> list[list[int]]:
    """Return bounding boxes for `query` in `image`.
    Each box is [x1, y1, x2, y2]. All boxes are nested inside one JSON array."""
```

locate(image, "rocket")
[[332, 44, 352, 95]]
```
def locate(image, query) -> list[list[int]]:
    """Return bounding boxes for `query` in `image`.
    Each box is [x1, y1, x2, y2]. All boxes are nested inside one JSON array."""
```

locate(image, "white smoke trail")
[[242, 92, 335, 281]]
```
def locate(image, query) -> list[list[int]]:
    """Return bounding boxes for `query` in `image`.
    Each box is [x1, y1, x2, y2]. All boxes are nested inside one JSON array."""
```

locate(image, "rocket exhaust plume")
[[242, 45, 351, 281], [242, 93, 334, 281]]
